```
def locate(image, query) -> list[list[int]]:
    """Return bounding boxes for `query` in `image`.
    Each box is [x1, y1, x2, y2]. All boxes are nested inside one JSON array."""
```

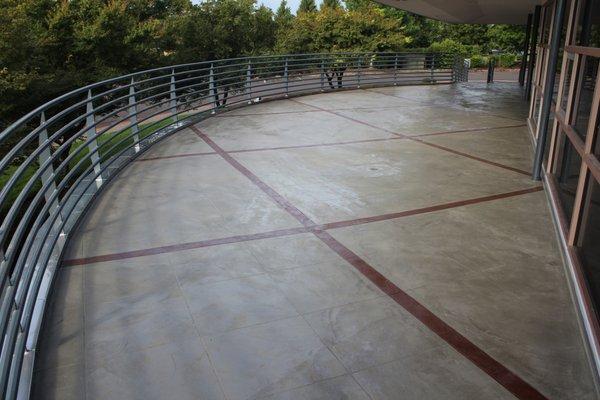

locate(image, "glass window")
[[544, 114, 556, 165], [561, 58, 575, 111], [576, 0, 600, 47], [595, 122, 600, 157], [543, 7, 553, 45], [557, 137, 583, 222], [533, 96, 542, 127], [574, 57, 598, 139], [580, 176, 600, 309]]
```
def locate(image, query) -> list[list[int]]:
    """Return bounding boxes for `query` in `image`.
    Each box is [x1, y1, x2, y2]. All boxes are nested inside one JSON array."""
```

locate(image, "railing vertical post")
[[85, 90, 102, 189], [320, 58, 325, 91], [519, 13, 534, 86], [128, 77, 140, 152], [246, 62, 252, 104], [38, 112, 61, 220], [284, 58, 289, 97], [209, 63, 217, 113], [430, 54, 435, 83], [357, 56, 361, 88], [170, 68, 178, 121], [394, 54, 398, 85]]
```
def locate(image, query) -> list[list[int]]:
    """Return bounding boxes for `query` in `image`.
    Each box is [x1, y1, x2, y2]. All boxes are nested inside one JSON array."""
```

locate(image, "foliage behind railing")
[[0, 51, 467, 400]]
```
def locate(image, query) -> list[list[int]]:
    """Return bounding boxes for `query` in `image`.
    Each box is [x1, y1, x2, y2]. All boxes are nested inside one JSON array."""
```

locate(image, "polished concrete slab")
[[33, 83, 597, 400]]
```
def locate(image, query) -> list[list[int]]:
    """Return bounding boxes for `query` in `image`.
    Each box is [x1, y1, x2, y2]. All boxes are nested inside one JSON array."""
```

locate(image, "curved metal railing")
[[0, 51, 467, 399]]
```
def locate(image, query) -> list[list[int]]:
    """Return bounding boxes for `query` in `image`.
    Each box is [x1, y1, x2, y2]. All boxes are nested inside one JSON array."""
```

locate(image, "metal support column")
[[128, 77, 140, 152], [525, 6, 542, 101], [85, 90, 102, 189], [487, 58, 495, 83], [519, 13, 533, 86], [533, 0, 566, 180]]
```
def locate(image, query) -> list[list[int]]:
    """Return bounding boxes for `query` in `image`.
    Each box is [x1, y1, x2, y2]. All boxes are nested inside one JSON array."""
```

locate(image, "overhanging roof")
[[373, 0, 542, 24]]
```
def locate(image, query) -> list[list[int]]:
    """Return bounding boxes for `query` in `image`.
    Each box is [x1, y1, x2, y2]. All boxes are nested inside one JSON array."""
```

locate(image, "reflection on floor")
[[33, 83, 597, 400]]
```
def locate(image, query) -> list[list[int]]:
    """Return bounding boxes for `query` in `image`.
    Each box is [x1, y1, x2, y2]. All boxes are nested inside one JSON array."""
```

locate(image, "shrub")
[[428, 39, 467, 56], [469, 55, 488, 68], [496, 53, 519, 68]]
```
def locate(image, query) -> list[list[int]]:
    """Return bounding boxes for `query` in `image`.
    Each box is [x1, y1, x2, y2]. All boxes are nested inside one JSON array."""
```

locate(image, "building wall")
[[528, 0, 600, 381]]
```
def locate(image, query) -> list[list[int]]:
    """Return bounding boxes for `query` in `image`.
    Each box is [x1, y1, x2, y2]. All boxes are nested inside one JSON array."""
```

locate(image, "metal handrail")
[[0, 51, 468, 400]]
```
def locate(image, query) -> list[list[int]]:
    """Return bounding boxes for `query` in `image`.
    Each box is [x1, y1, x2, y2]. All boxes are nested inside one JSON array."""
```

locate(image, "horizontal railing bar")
[[0, 52, 466, 400]]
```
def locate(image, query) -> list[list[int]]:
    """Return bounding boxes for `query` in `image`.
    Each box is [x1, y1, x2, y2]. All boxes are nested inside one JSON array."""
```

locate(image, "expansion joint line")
[[189, 125, 548, 400]]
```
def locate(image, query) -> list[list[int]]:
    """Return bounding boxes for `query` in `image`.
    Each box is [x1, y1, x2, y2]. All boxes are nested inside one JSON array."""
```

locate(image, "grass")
[[1, 116, 176, 219], [68, 116, 175, 169]]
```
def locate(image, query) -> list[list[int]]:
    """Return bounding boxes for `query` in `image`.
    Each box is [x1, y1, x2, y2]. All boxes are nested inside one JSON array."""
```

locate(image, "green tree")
[[343, 0, 371, 11], [276, 6, 408, 53], [275, 0, 294, 29], [486, 24, 526, 53], [252, 5, 277, 54], [297, 0, 317, 14], [321, 0, 341, 10], [428, 39, 467, 55]]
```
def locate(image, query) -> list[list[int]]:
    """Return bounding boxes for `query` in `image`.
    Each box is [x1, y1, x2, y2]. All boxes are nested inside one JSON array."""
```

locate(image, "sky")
[[191, 0, 323, 14]]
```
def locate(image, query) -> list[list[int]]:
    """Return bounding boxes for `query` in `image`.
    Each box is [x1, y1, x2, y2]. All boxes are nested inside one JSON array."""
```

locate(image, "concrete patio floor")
[[33, 83, 596, 400]]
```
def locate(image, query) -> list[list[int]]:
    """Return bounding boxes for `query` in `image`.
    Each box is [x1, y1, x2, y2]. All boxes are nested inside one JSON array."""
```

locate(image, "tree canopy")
[[0, 0, 525, 131], [297, 0, 317, 13]]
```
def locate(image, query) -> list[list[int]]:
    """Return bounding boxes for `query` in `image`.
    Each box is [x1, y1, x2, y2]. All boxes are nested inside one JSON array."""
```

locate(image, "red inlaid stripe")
[[318, 186, 543, 230], [214, 104, 430, 118], [62, 226, 311, 266], [411, 137, 531, 176], [414, 123, 527, 138], [63, 185, 542, 267], [190, 124, 548, 400], [291, 98, 531, 176], [137, 151, 217, 162], [191, 126, 315, 227], [366, 88, 527, 123], [67, 122, 548, 398], [315, 229, 547, 400]]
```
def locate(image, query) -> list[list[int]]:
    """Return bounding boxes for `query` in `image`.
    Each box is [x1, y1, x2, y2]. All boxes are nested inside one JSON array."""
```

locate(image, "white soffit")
[[373, 0, 543, 24]]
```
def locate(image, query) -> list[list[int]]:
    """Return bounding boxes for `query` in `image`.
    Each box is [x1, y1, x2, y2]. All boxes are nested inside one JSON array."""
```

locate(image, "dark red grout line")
[[137, 151, 217, 162], [189, 123, 548, 400], [289, 99, 409, 138], [314, 229, 548, 400], [63, 185, 543, 267], [366, 88, 527, 124], [414, 123, 527, 138], [318, 186, 543, 230], [132, 123, 528, 163], [412, 138, 531, 176], [190, 126, 315, 227], [387, 289, 548, 400], [62, 226, 311, 267], [213, 104, 430, 118], [228, 136, 405, 154], [290, 98, 531, 176], [134, 122, 526, 163], [68, 123, 549, 397], [215, 109, 324, 118]]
